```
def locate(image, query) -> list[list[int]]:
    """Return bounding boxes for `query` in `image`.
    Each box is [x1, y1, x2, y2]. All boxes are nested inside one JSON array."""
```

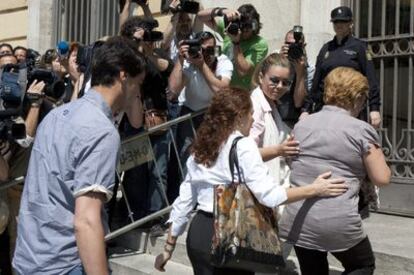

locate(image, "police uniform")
[[303, 7, 380, 115]]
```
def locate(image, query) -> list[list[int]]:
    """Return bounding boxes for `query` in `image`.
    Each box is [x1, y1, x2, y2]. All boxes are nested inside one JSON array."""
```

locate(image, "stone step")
[[110, 213, 414, 274], [109, 252, 193, 275]]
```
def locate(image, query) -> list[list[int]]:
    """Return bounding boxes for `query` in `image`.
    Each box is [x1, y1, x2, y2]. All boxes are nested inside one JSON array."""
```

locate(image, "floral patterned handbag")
[[211, 137, 285, 273]]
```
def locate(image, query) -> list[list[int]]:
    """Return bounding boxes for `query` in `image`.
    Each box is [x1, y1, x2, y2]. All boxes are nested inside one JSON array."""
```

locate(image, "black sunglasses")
[[269, 76, 292, 87]]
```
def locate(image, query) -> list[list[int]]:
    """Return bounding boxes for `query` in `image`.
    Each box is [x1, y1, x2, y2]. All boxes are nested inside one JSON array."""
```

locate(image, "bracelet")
[[30, 102, 41, 108]]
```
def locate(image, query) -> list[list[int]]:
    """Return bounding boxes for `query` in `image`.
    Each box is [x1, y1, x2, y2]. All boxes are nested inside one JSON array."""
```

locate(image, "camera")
[[161, 0, 199, 14], [182, 39, 201, 58], [143, 30, 164, 42], [27, 69, 65, 100], [288, 25, 304, 61], [0, 64, 26, 141], [223, 14, 258, 36]]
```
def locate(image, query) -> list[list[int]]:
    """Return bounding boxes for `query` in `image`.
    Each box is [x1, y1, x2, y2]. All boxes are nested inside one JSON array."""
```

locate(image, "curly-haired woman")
[[154, 88, 348, 275], [279, 67, 391, 275]]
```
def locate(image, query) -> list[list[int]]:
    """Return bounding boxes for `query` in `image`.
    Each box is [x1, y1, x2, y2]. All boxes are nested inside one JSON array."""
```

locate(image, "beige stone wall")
[[0, 0, 28, 48]]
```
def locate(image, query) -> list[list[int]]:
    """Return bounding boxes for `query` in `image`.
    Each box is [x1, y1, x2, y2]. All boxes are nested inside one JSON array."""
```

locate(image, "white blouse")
[[168, 131, 288, 237]]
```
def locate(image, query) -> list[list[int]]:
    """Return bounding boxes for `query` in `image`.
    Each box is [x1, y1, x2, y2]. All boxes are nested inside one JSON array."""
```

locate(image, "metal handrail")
[[122, 108, 205, 143], [0, 176, 25, 191], [105, 206, 172, 242]]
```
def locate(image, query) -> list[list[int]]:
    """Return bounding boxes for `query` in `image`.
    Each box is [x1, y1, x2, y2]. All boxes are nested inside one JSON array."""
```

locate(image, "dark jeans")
[[294, 237, 375, 275], [186, 211, 254, 275]]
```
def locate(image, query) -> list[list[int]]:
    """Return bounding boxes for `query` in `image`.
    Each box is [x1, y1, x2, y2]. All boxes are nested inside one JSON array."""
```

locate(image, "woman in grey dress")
[[279, 67, 391, 275]]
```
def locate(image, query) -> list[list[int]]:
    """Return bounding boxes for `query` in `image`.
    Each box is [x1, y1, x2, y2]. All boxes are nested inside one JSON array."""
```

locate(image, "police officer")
[[301, 6, 381, 128]]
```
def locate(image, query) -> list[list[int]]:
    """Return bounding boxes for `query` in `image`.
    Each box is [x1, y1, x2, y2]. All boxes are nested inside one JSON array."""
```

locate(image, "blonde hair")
[[251, 53, 290, 88], [324, 67, 369, 110]]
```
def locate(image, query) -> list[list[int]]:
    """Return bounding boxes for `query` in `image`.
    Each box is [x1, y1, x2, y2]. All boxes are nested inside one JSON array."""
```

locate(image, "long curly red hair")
[[191, 88, 252, 167]]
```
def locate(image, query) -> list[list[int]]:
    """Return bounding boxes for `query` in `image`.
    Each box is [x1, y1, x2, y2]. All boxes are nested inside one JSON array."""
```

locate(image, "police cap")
[[330, 6, 353, 22]]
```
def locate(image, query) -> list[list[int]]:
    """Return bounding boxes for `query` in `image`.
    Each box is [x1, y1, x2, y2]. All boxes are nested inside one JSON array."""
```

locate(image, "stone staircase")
[[108, 213, 414, 275]]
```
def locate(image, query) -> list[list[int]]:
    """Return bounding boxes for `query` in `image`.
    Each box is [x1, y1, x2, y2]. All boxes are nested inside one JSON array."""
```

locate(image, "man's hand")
[[370, 111, 381, 129], [222, 9, 240, 21], [292, 56, 306, 76], [178, 41, 189, 61], [27, 80, 46, 96], [187, 51, 204, 68], [280, 44, 289, 58]]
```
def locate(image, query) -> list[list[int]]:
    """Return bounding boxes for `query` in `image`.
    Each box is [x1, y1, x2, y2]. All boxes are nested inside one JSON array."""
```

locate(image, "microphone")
[[56, 41, 69, 59]]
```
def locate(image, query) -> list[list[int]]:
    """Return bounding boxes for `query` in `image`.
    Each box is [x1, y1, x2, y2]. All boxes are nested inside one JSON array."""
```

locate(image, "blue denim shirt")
[[13, 90, 120, 275]]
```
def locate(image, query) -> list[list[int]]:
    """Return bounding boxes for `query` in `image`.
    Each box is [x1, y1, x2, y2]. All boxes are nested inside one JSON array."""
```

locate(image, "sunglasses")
[[269, 76, 292, 87]]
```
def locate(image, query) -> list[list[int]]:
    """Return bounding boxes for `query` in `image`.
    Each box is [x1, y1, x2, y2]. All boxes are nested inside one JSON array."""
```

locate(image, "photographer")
[[278, 28, 315, 127], [197, 4, 268, 90], [120, 16, 174, 226], [119, 0, 152, 28], [169, 31, 233, 171], [0, 44, 13, 56], [13, 47, 27, 64]]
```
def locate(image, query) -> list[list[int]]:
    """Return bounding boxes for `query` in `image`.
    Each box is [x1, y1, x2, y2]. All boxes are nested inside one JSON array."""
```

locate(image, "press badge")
[[344, 49, 357, 56]]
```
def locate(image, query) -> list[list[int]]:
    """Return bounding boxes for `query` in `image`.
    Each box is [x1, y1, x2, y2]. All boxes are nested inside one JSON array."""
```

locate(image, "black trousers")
[[186, 211, 254, 275], [294, 237, 375, 275]]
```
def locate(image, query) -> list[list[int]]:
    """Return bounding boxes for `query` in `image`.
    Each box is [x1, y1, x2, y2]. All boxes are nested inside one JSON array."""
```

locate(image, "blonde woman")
[[250, 53, 299, 192], [279, 67, 391, 275]]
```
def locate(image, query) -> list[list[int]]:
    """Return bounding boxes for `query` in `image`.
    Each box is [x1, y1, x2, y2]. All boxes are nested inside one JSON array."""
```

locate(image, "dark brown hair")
[[191, 88, 252, 167]]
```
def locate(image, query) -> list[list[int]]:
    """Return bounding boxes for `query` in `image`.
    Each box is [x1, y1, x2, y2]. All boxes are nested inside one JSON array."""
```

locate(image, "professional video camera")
[[161, 0, 199, 14], [0, 64, 26, 141], [182, 39, 201, 58], [223, 14, 259, 36], [25, 48, 66, 101], [288, 25, 304, 61]]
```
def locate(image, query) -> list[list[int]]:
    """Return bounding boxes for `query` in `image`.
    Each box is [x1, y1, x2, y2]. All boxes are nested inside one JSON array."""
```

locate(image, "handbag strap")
[[229, 136, 244, 184]]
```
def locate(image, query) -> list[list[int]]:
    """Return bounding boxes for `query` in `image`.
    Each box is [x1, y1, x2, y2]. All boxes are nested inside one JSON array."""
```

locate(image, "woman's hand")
[[154, 251, 172, 272], [311, 171, 348, 197], [275, 135, 300, 157]]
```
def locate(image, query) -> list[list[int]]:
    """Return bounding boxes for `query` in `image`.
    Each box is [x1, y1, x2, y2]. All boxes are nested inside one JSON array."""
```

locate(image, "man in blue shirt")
[[13, 36, 146, 275]]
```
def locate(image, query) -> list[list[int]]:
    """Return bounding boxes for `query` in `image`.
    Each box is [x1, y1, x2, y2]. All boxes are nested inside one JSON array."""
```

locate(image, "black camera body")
[[0, 119, 25, 141], [143, 30, 164, 42], [223, 15, 258, 36], [27, 69, 65, 100], [182, 39, 201, 58], [288, 25, 304, 61], [161, 0, 199, 14]]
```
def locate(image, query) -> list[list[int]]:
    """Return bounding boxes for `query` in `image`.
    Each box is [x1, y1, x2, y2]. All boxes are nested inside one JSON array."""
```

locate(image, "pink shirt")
[[249, 86, 274, 146]]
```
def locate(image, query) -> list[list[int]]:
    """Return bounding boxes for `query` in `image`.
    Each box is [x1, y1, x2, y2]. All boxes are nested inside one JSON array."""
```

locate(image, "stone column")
[[27, 0, 55, 54]]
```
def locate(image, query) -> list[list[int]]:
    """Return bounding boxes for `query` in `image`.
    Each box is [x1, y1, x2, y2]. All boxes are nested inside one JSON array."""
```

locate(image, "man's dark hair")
[[91, 36, 146, 87], [120, 16, 158, 39], [13, 46, 27, 54], [238, 4, 262, 35], [194, 31, 216, 45], [0, 43, 13, 53]]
